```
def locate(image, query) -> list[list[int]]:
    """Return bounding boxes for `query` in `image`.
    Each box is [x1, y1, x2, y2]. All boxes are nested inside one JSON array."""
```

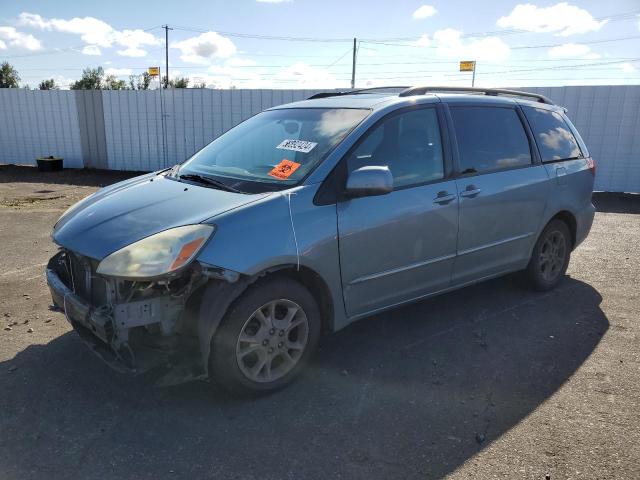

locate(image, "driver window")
[[348, 108, 444, 188]]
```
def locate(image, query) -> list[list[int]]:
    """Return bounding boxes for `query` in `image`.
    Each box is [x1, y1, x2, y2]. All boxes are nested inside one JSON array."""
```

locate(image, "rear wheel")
[[523, 219, 571, 291], [209, 277, 321, 396]]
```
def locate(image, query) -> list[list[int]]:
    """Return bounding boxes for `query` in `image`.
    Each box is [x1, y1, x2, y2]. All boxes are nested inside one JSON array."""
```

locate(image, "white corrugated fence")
[[0, 86, 638, 193]]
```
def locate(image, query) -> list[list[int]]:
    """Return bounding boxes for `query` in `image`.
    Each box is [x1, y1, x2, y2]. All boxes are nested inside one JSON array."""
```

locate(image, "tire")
[[522, 219, 572, 291], [209, 276, 321, 396]]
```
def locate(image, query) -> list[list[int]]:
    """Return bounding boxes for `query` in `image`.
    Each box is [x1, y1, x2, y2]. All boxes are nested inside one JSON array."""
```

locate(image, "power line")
[[363, 34, 640, 50], [366, 9, 640, 41], [0, 25, 164, 60], [13, 57, 640, 79], [171, 26, 353, 43], [169, 9, 640, 43]]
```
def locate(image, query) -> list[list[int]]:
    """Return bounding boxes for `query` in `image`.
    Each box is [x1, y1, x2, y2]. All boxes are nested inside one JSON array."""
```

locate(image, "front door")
[[337, 106, 459, 317]]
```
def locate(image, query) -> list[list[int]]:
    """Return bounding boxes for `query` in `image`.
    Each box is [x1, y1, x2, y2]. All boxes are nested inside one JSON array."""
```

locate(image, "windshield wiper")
[[178, 174, 243, 193]]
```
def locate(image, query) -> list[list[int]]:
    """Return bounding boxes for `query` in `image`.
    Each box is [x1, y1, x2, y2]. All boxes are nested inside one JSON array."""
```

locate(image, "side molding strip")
[[457, 232, 534, 257], [349, 253, 456, 286]]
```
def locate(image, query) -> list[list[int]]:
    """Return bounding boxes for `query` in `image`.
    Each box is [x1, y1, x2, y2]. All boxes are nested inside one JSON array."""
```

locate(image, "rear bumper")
[[46, 254, 205, 384], [575, 202, 596, 248]]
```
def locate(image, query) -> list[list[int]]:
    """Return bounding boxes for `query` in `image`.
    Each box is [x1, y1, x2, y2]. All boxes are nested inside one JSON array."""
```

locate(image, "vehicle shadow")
[[592, 192, 640, 214], [0, 276, 607, 480], [0, 164, 143, 187]]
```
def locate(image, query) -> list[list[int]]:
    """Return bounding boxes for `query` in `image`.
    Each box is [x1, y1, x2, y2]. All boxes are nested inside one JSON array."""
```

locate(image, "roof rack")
[[307, 86, 411, 100], [398, 86, 554, 105]]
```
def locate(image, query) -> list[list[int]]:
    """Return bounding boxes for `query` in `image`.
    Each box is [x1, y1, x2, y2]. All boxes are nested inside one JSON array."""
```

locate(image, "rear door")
[[337, 106, 458, 317], [521, 105, 594, 201], [448, 104, 550, 285]]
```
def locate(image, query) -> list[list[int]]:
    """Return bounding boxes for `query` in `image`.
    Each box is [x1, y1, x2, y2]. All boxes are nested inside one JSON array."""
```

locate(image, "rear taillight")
[[586, 157, 596, 176]]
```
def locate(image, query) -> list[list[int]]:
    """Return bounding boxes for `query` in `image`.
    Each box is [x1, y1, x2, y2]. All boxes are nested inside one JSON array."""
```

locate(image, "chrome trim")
[[348, 232, 533, 287], [349, 253, 456, 286], [458, 232, 534, 256]]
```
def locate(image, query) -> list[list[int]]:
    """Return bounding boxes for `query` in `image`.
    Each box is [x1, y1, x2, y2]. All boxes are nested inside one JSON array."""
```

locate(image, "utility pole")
[[351, 38, 357, 90], [158, 67, 167, 165], [162, 25, 173, 88], [472, 61, 477, 87]]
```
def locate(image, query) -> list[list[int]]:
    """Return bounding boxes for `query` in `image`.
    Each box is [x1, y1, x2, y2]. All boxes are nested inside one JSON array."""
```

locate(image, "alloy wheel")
[[538, 230, 567, 282], [235, 299, 309, 383]]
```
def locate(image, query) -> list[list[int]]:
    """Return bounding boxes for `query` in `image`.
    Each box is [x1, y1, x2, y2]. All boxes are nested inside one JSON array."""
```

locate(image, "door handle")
[[433, 192, 456, 204], [459, 186, 481, 198]]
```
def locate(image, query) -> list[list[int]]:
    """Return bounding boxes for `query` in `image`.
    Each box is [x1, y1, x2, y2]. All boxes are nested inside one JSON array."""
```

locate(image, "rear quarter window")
[[522, 106, 582, 162]]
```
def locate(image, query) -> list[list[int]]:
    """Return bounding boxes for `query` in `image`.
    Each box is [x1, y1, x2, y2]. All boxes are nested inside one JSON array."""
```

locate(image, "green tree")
[[0, 62, 20, 88], [104, 74, 128, 90], [128, 72, 152, 90], [193, 82, 207, 89], [70, 67, 104, 90], [38, 78, 58, 90], [171, 77, 189, 88], [162, 75, 189, 88]]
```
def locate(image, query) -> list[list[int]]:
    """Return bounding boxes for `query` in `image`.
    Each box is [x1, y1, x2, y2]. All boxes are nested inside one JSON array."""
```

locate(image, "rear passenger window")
[[522, 106, 582, 162], [450, 106, 532, 174]]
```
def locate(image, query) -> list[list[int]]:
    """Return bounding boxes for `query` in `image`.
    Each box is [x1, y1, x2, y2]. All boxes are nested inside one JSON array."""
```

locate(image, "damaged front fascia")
[[48, 250, 245, 380]]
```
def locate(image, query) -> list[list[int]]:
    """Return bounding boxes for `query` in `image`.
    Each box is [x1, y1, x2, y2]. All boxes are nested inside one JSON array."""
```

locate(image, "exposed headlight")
[[96, 225, 215, 279]]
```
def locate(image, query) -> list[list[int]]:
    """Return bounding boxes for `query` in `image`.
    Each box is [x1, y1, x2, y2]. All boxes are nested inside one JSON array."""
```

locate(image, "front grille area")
[[65, 251, 109, 307]]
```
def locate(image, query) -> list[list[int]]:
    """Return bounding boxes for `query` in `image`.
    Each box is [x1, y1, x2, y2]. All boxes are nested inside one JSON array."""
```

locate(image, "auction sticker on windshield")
[[268, 159, 301, 180], [276, 139, 317, 154]]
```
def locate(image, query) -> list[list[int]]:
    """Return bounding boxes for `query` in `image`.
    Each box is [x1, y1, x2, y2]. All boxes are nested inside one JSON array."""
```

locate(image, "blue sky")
[[1, 0, 639, 89]]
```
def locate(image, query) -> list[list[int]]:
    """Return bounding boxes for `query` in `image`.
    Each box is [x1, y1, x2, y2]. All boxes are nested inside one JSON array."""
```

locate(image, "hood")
[[53, 172, 268, 260]]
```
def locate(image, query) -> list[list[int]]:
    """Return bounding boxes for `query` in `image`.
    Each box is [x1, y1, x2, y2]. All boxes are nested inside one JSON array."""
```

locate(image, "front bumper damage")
[[46, 250, 217, 385]]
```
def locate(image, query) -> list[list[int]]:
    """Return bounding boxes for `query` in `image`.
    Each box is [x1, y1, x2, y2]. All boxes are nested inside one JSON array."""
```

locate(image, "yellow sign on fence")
[[459, 61, 475, 72], [148, 66, 160, 76]]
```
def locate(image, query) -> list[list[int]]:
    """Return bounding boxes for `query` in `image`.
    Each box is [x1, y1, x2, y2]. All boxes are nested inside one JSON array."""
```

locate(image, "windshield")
[[176, 108, 370, 192]]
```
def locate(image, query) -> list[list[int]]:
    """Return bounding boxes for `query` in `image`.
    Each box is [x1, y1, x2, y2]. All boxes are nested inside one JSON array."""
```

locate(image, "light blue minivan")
[[47, 87, 595, 394]]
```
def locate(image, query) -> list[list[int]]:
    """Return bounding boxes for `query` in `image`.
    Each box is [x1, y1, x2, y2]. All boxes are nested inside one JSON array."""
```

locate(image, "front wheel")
[[209, 277, 321, 396], [522, 219, 572, 291]]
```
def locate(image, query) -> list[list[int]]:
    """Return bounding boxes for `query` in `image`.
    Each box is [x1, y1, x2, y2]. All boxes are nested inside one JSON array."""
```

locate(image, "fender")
[[195, 184, 349, 371]]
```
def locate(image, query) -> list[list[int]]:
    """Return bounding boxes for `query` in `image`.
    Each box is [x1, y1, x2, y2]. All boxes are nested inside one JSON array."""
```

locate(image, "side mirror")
[[345, 166, 393, 198]]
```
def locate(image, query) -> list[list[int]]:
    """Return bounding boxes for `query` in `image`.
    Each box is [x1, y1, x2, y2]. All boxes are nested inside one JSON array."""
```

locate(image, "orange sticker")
[[268, 159, 301, 180]]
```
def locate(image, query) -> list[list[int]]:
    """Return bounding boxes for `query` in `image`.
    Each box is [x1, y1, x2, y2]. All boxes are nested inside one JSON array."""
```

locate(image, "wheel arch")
[[255, 264, 335, 334], [549, 210, 577, 248], [195, 263, 335, 376]]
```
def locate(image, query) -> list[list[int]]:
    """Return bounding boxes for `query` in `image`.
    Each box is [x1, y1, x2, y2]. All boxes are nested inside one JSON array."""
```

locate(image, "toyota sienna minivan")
[[47, 86, 595, 395]]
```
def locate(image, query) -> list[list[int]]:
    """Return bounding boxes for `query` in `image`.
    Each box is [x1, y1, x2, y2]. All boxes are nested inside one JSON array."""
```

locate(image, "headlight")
[[96, 224, 215, 279]]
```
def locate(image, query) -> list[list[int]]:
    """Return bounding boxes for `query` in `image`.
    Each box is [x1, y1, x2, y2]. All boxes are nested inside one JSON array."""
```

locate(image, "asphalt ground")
[[1, 165, 639, 479]]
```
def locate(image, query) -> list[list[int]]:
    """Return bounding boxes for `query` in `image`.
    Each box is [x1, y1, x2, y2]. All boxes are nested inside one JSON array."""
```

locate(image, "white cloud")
[[619, 63, 637, 74], [105, 67, 132, 77], [412, 5, 437, 20], [548, 43, 600, 59], [411, 28, 511, 62], [276, 62, 341, 88], [114, 29, 159, 51], [226, 57, 257, 67], [410, 34, 430, 47], [117, 47, 147, 57], [0, 40, 6, 50], [497, 3, 607, 36], [196, 61, 342, 89], [0, 26, 41, 50], [82, 45, 101, 56], [171, 32, 237, 64], [18, 12, 160, 56]]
